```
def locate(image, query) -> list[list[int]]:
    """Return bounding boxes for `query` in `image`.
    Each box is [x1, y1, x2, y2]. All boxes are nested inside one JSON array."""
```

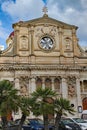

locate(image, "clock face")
[[40, 37, 54, 50]]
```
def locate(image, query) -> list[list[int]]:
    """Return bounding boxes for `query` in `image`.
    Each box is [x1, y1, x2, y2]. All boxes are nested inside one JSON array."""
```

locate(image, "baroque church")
[[0, 6, 87, 118]]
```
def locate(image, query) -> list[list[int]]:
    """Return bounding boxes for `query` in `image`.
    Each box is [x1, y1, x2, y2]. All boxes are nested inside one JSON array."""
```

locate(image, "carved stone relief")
[[67, 76, 76, 97], [19, 76, 29, 96], [35, 25, 57, 37]]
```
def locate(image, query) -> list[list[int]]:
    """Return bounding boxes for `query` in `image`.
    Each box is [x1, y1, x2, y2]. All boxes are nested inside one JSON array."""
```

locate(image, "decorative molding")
[[0, 64, 85, 71]]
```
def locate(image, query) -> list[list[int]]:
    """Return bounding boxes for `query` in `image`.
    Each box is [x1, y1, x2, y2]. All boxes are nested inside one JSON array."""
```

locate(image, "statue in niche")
[[20, 36, 28, 50], [65, 37, 71, 50]]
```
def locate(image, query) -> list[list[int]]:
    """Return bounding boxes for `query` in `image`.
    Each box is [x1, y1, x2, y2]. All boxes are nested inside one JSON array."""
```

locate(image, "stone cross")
[[42, 6, 48, 14]]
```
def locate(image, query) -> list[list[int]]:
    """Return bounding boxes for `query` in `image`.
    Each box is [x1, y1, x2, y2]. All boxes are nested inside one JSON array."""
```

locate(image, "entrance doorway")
[[82, 98, 87, 110]]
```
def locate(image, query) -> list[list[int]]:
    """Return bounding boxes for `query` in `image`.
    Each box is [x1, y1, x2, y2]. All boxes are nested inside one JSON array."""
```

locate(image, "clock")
[[40, 36, 54, 50]]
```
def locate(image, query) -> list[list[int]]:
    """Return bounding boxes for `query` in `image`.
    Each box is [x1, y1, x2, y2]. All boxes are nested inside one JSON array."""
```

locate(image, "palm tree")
[[31, 87, 57, 130], [18, 96, 34, 130], [0, 79, 35, 130], [54, 97, 75, 130], [0, 80, 20, 129]]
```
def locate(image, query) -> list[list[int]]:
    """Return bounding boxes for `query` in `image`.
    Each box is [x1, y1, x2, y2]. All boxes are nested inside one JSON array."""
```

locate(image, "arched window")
[[83, 80, 87, 92], [54, 78, 60, 91], [45, 78, 52, 88], [36, 78, 42, 88]]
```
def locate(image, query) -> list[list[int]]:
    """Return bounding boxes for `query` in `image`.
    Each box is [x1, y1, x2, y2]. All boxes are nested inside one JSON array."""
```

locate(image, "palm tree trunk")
[[55, 113, 61, 130], [1, 116, 8, 130], [18, 113, 26, 130], [43, 115, 49, 130]]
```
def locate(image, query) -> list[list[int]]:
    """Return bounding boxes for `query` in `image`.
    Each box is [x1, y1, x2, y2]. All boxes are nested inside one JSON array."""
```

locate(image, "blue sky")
[[0, 0, 87, 49]]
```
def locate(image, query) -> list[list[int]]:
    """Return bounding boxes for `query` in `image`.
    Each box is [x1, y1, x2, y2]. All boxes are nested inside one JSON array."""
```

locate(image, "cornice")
[[13, 16, 78, 30], [0, 64, 86, 71]]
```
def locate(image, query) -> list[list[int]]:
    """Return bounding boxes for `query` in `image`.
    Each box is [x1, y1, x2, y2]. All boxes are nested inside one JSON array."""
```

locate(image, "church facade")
[[0, 10, 87, 118]]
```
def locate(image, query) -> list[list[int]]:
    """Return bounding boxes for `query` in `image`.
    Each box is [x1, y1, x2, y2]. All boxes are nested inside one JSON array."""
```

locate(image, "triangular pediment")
[[13, 14, 78, 29]]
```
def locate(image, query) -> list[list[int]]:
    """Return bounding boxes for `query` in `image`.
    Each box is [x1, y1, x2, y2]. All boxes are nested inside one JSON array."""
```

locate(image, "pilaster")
[[76, 78, 82, 105], [72, 28, 78, 56], [61, 77, 68, 98], [42, 77, 45, 89], [58, 27, 63, 56], [15, 77, 20, 95], [51, 77, 55, 90], [14, 26, 19, 55], [76, 77, 82, 116], [29, 26, 34, 55], [30, 77, 36, 93]]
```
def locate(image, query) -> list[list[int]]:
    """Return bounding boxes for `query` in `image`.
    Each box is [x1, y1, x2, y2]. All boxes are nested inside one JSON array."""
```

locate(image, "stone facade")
[[0, 12, 87, 118]]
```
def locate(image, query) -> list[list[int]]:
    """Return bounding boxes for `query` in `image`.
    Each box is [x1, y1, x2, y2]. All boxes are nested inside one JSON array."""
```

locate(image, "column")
[[51, 78, 54, 91], [30, 77, 36, 93], [15, 77, 20, 95], [14, 77, 21, 119], [76, 78, 82, 117], [42, 77, 45, 89], [76, 78, 82, 106], [61, 77, 68, 98]]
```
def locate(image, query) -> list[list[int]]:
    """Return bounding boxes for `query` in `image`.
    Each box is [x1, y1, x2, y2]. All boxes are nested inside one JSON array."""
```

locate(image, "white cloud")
[[0, 21, 8, 40], [47, 0, 87, 46], [1, 0, 87, 46], [1, 0, 44, 21]]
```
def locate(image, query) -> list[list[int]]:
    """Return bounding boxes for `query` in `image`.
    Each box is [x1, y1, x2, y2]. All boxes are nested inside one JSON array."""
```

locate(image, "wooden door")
[[82, 98, 87, 110]]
